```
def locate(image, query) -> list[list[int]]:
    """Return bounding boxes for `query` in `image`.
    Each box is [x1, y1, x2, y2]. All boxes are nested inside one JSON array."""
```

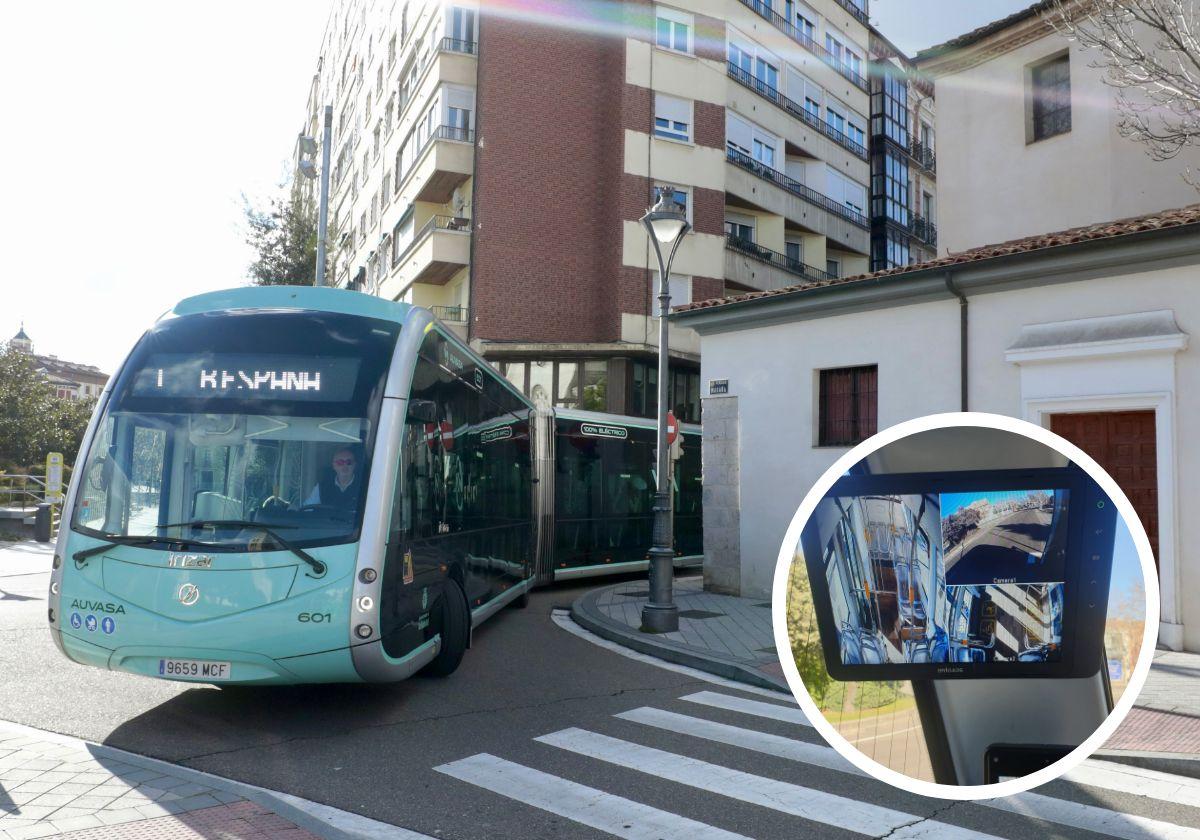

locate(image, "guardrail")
[[911, 140, 936, 174], [439, 37, 477, 55], [725, 234, 836, 286], [431, 304, 469, 323], [909, 214, 937, 247], [726, 146, 869, 229], [726, 63, 867, 159]]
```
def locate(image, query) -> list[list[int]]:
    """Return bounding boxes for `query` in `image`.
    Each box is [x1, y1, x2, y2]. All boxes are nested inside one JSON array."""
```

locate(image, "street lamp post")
[[298, 104, 333, 287], [639, 186, 691, 634]]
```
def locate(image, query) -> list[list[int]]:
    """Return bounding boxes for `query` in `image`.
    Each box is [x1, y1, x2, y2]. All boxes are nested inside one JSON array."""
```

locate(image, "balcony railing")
[[909, 214, 937, 247], [832, 0, 870, 26], [725, 233, 835, 285], [430, 305, 469, 323], [911, 140, 936, 174], [439, 37, 477, 55], [734, 0, 869, 92], [726, 146, 869, 229], [393, 215, 472, 269], [726, 63, 867, 159]]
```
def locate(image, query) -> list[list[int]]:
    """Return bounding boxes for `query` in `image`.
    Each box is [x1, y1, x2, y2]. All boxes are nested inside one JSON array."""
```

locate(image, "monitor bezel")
[[800, 466, 1114, 681]]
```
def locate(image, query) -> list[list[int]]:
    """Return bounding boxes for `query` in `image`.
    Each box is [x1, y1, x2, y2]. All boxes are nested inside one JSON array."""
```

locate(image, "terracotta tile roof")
[[675, 203, 1200, 315], [915, 0, 1055, 62]]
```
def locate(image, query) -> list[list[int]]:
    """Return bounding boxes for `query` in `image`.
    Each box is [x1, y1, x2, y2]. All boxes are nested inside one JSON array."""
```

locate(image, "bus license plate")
[[158, 658, 232, 680]]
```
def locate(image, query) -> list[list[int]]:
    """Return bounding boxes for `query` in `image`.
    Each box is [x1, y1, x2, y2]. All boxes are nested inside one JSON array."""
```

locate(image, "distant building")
[[8, 326, 108, 400], [293, 0, 877, 423], [914, 0, 1200, 254]]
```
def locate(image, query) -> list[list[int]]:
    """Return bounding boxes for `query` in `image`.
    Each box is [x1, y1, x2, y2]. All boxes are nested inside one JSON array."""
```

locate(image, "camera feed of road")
[[820, 490, 1068, 666]]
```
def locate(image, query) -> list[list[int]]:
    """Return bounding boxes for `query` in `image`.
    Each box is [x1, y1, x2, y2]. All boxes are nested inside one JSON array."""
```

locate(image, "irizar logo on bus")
[[196, 369, 322, 392], [69, 599, 125, 615]]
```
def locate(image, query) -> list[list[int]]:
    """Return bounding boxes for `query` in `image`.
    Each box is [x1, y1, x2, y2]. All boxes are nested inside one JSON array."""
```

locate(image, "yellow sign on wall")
[[45, 452, 64, 504]]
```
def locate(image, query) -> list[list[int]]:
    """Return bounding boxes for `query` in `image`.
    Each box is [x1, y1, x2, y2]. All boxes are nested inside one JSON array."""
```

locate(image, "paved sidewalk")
[[572, 575, 1200, 771], [0, 722, 321, 840]]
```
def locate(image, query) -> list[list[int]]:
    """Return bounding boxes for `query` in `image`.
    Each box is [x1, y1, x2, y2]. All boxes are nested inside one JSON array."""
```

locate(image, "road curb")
[[0, 717, 432, 840], [1093, 748, 1200, 780], [570, 583, 789, 695]]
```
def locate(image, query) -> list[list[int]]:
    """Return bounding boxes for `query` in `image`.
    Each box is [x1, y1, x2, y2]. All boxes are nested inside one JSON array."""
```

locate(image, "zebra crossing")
[[434, 686, 1200, 839]]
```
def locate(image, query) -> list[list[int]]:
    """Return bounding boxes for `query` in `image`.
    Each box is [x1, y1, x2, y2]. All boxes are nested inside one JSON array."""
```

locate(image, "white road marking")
[[434, 753, 751, 840], [1067, 759, 1200, 809], [550, 610, 790, 701], [537, 727, 999, 839], [989, 791, 1200, 840], [680, 690, 812, 727], [616, 707, 862, 775]]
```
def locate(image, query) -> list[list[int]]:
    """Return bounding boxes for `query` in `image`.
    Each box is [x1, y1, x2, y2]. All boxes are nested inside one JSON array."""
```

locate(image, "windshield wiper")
[[73, 534, 210, 567], [157, 520, 326, 577]]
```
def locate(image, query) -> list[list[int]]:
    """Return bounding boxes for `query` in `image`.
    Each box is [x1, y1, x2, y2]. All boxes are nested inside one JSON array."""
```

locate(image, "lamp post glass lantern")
[[639, 185, 690, 633]]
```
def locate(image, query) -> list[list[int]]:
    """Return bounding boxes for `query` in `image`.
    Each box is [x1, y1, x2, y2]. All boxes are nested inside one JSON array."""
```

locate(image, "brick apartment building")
[[296, 0, 911, 423]]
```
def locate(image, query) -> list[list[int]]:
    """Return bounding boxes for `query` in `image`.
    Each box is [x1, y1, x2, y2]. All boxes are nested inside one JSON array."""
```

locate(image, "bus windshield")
[[71, 309, 400, 550]]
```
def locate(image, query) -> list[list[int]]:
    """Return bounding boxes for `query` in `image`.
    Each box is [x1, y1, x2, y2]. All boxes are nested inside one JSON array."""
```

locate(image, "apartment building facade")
[[868, 30, 937, 269], [295, 0, 875, 423]]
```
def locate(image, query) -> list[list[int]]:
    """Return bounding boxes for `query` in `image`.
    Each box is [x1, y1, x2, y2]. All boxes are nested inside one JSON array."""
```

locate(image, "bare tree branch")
[[1048, 0, 1200, 185]]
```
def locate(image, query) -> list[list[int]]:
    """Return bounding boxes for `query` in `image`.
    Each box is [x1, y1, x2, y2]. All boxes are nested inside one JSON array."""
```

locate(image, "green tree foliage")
[[0, 343, 96, 470], [244, 185, 318, 286]]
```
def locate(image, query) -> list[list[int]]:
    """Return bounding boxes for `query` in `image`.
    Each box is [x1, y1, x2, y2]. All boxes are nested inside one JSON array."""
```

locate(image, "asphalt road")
[[4, 542, 1200, 839], [945, 508, 1058, 585]]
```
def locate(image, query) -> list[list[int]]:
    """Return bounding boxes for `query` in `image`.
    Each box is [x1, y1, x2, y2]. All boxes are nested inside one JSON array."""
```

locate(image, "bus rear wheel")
[[424, 579, 469, 676]]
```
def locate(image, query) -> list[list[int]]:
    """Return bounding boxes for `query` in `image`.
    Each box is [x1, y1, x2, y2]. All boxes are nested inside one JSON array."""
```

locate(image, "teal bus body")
[[49, 286, 702, 685]]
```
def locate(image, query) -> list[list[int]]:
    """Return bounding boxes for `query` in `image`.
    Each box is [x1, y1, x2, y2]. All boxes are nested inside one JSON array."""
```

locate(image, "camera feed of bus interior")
[[817, 487, 1069, 671]]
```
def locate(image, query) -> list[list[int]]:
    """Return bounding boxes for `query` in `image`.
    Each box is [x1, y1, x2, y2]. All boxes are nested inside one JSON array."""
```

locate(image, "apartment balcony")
[[832, 0, 870, 26], [734, 0, 869, 92], [392, 215, 471, 288], [725, 146, 871, 254], [429, 304, 469, 340], [400, 125, 475, 205], [911, 140, 936, 175], [724, 234, 835, 292], [726, 62, 867, 160], [909, 214, 937, 248]]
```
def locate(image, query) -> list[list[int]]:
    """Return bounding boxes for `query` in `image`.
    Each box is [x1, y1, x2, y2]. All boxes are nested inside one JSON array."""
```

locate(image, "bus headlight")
[[50, 581, 59, 595], [355, 624, 373, 639], [357, 596, 374, 612], [359, 568, 377, 583]]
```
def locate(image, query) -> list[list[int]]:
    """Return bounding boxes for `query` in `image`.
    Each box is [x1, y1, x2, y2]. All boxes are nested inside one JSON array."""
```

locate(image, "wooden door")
[[1050, 411, 1158, 564]]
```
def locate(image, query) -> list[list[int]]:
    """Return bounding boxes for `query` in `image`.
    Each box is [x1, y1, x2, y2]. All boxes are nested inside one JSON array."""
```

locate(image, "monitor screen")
[[818, 489, 1068, 667]]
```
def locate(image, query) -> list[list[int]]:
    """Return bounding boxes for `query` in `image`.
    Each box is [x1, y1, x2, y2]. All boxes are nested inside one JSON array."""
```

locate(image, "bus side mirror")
[[408, 399, 438, 423]]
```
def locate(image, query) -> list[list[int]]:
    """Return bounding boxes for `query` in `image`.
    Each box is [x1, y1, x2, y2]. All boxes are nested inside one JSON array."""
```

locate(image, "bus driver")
[[305, 447, 362, 511]]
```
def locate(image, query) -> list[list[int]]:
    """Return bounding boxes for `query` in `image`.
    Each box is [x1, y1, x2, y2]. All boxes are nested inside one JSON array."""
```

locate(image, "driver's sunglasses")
[[334, 458, 355, 467]]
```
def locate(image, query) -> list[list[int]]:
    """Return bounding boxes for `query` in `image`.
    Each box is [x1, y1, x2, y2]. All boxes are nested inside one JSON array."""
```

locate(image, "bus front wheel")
[[424, 579, 469, 676]]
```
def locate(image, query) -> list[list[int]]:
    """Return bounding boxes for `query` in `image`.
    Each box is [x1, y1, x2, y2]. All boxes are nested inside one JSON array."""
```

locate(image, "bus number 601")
[[298, 612, 331, 623]]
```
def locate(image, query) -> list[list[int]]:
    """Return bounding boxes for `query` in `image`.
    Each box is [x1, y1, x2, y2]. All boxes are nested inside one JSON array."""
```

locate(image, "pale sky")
[[1, 0, 1031, 376]]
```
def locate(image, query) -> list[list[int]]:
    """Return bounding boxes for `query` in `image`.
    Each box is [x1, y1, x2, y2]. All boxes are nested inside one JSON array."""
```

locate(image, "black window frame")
[[1031, 53, 1071, 142]]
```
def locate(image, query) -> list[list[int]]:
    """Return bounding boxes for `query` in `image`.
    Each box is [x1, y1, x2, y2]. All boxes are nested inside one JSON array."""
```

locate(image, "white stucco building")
[[676, 205, 1199, 652]]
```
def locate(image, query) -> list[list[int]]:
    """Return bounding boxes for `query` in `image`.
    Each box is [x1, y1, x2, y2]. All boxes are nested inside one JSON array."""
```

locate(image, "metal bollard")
[[34, 503, 52, 543]]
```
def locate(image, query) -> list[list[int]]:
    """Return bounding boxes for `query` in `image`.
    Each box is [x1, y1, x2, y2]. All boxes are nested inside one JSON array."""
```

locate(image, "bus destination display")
[[130, 354, 361, 402], [818, 489, 1067, 666]]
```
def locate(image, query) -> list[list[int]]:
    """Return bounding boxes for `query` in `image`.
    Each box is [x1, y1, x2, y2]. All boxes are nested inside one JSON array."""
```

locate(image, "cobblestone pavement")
[[0, 723, 321, 840]]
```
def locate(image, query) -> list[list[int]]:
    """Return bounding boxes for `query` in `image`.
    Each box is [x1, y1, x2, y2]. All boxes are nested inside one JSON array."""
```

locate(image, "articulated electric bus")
[[48, 286, 701, 685]]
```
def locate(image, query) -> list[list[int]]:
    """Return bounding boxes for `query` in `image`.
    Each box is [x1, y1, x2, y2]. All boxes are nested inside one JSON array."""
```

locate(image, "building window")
[[818, 365, 877, 446], [654, 93, 692, 142], [630, 361, 700, 423], [826, 258, 840, 278], [500, 359, 608, 411], [655, 6, 693, 54], [724, 213, 755, 242], [1031, 53, 1071, 141]]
